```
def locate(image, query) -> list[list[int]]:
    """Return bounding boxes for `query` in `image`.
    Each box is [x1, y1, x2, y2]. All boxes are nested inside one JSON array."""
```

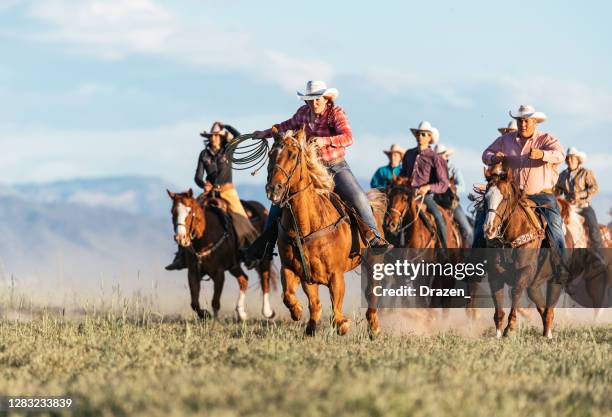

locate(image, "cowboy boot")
[[368, 235, 394, 255], [243, 225, 277, 269], [165, 249, 186, 271]]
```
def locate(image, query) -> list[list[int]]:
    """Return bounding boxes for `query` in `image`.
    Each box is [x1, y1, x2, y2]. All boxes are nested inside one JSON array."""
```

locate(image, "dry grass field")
[[0, 307, 610, 417]]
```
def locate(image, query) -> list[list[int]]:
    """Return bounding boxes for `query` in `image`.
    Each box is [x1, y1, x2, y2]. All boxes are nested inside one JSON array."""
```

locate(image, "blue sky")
[[1, 1, 611, 209]]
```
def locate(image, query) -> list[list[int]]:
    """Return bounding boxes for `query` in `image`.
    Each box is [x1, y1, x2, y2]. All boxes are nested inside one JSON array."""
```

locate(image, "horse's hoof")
[[198, 309, 212, 320], [289, 305, 303, 322], [262, 309, 276, 320], [369, 327, 380, 340], [336, 319, 351, 336], [544, 329, 553, 339], [503, 326, 515, 337], [235, 307, 248, 322], [495, 329, 503, 339], [213, 309, 220, 319], [305, 321, 317, 337]]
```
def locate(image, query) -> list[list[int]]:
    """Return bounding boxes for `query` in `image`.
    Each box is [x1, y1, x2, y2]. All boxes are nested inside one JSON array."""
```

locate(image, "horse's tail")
[[367, 189, 387, 216]]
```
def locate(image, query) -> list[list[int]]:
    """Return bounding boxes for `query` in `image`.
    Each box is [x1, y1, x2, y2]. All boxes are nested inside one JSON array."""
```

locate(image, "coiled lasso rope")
[[225, 133, 271, 176]]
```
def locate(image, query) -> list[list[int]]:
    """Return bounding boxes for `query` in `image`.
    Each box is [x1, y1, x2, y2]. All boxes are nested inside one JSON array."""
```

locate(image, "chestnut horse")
[[481, 164, 562, 338], [266, 128, 385, 336], [167, 189, 276, 320]]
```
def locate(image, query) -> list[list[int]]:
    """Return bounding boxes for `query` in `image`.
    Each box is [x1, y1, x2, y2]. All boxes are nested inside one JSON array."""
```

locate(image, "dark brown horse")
[[167, 189, 276, 320], [481, 163, 561, 338], [266, 128, 386, 336], [384, 175, 476, 316]]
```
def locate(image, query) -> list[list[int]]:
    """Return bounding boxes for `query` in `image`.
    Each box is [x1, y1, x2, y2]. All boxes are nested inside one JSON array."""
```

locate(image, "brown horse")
[[384, 175, 475, 315], [481, 164, 562, 338], [167, 189, 276, 320], [266, 128, 385, 336], [384, 175, 461, 249]]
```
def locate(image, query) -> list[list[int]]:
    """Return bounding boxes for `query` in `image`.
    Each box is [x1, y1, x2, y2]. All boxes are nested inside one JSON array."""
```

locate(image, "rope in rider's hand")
[[225, 133, 271, 176]]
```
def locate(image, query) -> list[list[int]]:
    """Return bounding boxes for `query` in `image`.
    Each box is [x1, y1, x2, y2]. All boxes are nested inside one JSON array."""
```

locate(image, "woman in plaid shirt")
[[244, 81, 392, 266]]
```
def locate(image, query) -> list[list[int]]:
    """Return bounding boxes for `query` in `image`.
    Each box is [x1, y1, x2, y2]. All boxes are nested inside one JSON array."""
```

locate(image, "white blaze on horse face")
[[484, 185, 503, 239], [175, 203, 192, 244]]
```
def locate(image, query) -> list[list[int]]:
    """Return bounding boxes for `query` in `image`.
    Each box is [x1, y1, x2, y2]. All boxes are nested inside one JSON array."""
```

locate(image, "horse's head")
[[483, 164, 516, 240], [167, 188, 205, 247], [385, 176, 413, 233], [265, 127, 307, 204]]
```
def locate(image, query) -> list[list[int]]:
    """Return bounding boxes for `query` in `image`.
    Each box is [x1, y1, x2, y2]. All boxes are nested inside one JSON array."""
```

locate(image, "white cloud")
[[364, 67, 474, 109], [22, 0, 335, 92], [498, 76, 612, 124]]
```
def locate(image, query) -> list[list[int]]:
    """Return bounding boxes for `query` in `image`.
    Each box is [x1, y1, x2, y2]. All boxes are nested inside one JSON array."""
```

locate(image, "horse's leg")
[[188, 267, 211, 320], [328, 272, 350, 335], [465, 281, 480, 321], [257, 263, 275, 319], [229, 266, 249, 321], [363, 259, 380, 336], [211, 270, 225, 319], [281, 267, 303, 321], [504, 266, 533, 337], [487, 273, 505, 337], [542, 280, 562, 338], [302, 282, 321, 336]]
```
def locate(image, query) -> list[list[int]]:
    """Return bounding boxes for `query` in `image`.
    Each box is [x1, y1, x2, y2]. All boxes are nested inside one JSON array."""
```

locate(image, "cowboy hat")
[[498, 120, 518, 134], [297, 80, 339, 100], [410, 121, 439, 144], [434, 143, 455, 157], [383, 144, 406, 157], [509, 104, 547, 123], [200, 122, 229, 139], [566, 146, 587, 164]]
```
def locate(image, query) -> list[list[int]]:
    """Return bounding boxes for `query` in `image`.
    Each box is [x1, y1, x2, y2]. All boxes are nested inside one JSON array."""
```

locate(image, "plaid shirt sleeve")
[[261, 107, 307, 138], [323, 106, 353, 148]]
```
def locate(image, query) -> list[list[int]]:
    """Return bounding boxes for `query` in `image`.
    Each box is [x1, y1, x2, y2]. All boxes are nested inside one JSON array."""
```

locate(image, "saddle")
[[512, 199, 547, 248], [277, 192, 367, 258]]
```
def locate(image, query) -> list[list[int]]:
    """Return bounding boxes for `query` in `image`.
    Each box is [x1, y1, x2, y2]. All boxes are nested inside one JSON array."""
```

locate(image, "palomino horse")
[[384, 175, 475, 314], [266, 128, 386, 336], [482, 164, 562, 338], [167, 189, 276, 320]]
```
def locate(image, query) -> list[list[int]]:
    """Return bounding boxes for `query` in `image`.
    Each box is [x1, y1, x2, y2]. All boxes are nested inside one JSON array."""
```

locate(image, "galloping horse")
[[266, 128, 386, 336], [167, 189, 276, 320], [384, 175, 474, 314], [481, 163, 561, 338]]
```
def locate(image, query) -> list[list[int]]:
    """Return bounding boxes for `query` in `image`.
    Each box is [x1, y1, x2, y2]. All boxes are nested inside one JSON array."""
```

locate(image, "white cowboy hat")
[[509, 104, 547, 123], [566, 146, 587, 164], [410, 121, 439, 144], [498, 120, 518, 134], [434, 143, 455, 156], [383, 144, 406, 157], [297, 80, 339, 100]]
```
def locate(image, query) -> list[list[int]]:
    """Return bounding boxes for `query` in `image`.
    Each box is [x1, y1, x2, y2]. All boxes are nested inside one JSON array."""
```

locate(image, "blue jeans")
[[423, 193, 447, 248], [578, 206, 603, 248], [454, 204, 473, 246], [265, 160, 382, 240], [473, 193, 568, 265]]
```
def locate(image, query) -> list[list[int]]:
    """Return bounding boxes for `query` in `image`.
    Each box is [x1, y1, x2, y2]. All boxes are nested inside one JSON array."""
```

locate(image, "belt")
[[214, 183, 235, 192], [527, 188, 553, 196], [322, 158, 344, 167]]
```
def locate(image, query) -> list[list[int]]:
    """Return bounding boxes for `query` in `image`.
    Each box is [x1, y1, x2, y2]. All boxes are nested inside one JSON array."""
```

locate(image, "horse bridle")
[[268, 136, 312, 207], [174, 206, 197, 241], [388, 185, 424, 232]]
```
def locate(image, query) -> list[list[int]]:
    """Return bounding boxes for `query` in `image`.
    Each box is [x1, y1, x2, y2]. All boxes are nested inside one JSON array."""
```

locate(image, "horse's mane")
[[290, 131, 334, 194]]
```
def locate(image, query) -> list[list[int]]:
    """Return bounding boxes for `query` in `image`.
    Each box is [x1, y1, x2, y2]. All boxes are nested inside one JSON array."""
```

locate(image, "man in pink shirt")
[[473, 105, 567, 264]]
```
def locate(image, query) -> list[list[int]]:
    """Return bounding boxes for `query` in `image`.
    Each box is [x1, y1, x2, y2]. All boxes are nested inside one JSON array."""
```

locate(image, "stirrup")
[[368, 236, 393, 255]]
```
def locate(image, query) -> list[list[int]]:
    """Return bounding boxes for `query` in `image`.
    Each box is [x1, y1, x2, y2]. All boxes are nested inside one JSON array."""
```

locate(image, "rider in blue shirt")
[[370, 144, 404, 191]]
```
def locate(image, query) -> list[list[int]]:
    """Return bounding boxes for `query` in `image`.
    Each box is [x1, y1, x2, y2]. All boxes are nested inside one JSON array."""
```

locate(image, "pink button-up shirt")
[[482, 130, 565, 195]]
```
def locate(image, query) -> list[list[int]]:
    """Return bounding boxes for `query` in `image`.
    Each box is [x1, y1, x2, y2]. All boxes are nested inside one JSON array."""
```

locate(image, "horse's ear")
[[167, 189, 176, 199], [187, 188, 193, 198], [271, 125, 282, 143], [296, 125, 306, 142]]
